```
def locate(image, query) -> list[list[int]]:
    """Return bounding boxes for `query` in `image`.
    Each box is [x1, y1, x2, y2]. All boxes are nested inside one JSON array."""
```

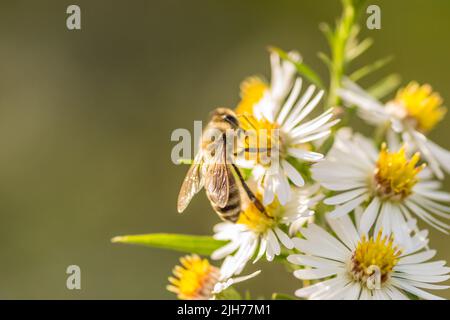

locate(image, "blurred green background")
[[0, 0, 449, 299]]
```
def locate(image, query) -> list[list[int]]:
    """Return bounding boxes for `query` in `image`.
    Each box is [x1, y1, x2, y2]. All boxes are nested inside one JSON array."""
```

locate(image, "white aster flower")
[[256, 50, 300, 121], [167, 254, 260, 300], [211, 186, 319, 277], [339, 79, 450, 179], [235, 52, 339, 205], [311, 129, 450, 242], [285, 184, 324, 236], [289, 215, 450, 300]]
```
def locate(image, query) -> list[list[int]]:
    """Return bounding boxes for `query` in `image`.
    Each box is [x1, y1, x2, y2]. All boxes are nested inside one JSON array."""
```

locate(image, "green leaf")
[[272, 293, 297, 300], [346, 37, 373, 61], [368, 73, 401, 99], [269, 46, 325, 89], [319, 22, 335, 48], [345, 0, 368, 13], [349, 56, 394, 82], [215, 287, 242, 300], [111, 233, 227, 256], [317, 52, 332, 69]]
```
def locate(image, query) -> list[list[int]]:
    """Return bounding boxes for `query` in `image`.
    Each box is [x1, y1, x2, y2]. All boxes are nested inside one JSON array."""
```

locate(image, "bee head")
[[210, 108, 239, 128]]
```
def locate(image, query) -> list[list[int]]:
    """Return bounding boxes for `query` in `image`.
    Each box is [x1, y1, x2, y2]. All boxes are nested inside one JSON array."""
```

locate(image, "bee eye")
[[223, 114, 238, 127]]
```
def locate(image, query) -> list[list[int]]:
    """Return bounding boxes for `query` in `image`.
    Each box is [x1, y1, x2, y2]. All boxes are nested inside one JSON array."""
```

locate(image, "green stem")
[[326, 0, 359, 108]]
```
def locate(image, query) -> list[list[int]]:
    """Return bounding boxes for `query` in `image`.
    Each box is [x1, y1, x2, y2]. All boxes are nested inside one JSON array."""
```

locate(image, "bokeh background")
[[0, 0, 449, 299]]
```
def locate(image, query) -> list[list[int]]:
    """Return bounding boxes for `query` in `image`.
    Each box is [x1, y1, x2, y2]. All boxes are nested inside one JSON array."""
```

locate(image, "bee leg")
[[231, 164, 273, 219]]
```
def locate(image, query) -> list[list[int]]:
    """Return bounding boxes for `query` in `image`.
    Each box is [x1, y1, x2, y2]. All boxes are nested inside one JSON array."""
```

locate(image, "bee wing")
[[177, 152, 205, 213], [205, 136, 230, 208], [205, 163, 230, 208]]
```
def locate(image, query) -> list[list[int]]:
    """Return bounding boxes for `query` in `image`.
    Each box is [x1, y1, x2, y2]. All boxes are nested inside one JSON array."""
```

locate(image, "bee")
[[177, 108, 268, 222]]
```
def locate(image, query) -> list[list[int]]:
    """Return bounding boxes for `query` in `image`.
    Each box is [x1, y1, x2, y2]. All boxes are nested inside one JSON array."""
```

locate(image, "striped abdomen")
[[210, 170, 241, 222]]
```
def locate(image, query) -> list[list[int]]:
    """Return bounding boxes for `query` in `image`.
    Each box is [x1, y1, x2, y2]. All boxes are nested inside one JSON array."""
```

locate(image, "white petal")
[[393, 273, 450, 283], [326, 215, 360, 250], [211, 240, 240, 260], [253, 237, 267, 263], [342, 282, 362, 300], [338, 82, 388, 119], [395, 261, 450, 276], [374, 201, 392, 237], [295, 277, 344, 298], [283, 85, 316, 130], [410, 131, 445, 180], [266, 229, 280, 256], [324, 188, 367, 205], [274, 227, 294, 249], [410, 194, 450, 216], [292, 130, 331, 144], [285, 90, 324, 131], [359, 288, 373, 300], [262, 178, 275, 206], [294, 268, 340, 280], [391, 278, 445, 300], [289, 109, 333, 138], [288, 148, 324, 162], [425, 138, 450, 174], [265, 237, 275, 262], [384, 285, 409, 300], [414, 189, 450, 202], [302, 224, 350, 254], [321, 181, 367, 191], [405, 200, 450, 233], [414, 180, 442, 191], [328, 195, 367, 219], [399, 250, 437, 265], [359, 197, 381, 235], [292, 238, 347, 262], [281, 160, 305, 187], [372, 288, 390, 300], [297, 118, 340, 140], [230, 270, 261, 285], [404, 228, 430, 254], [395, 278, 450, 291], [276, 78, 302, 125], [312, 166, 367, 181], [274, 172, 291, 205], [287, 254, 342, 268]]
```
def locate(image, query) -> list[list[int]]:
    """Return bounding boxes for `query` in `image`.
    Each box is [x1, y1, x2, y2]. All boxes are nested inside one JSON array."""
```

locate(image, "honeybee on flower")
[[234, 51, 339, 206], [211, 184, 322, 277]]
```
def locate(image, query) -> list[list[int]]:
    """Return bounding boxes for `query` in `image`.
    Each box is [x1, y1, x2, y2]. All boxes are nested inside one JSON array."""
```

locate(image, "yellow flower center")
[[237, 113, 285, 166], [350, 232, 401, 289], [374, 143, 424, 200], [237, 195, 278, 233], [235, 77, 268, 115], [167, 255, 219, 300], [392, 82, 446, 133]]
